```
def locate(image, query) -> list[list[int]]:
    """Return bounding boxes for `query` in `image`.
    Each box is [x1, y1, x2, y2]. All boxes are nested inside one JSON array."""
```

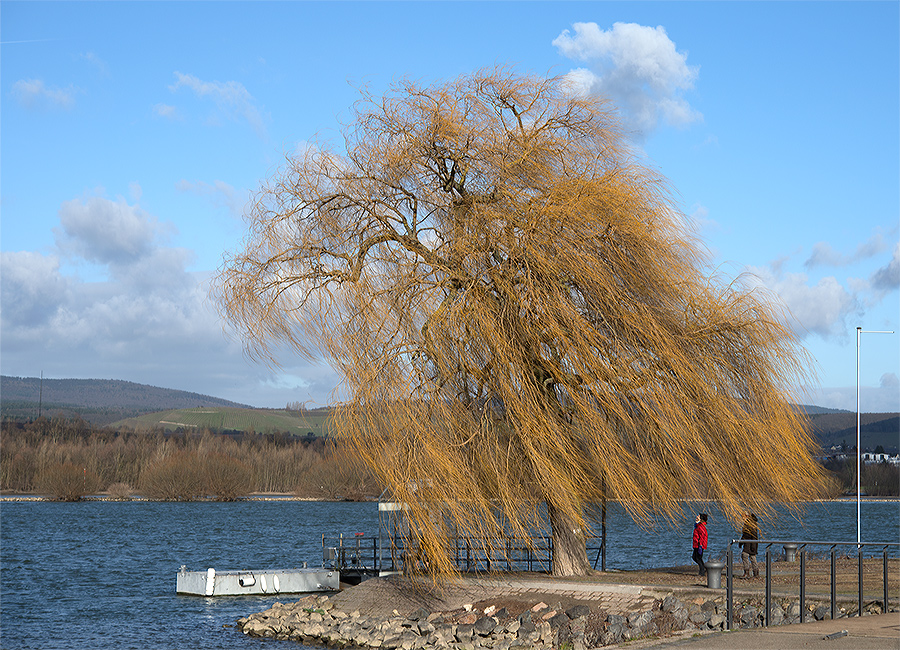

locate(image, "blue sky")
[[2, 2, 898, 412]]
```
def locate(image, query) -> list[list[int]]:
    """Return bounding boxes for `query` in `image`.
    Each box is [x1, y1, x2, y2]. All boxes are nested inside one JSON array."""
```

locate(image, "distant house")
[[822, 447, 849, 462], [862, 452, 900, 466]]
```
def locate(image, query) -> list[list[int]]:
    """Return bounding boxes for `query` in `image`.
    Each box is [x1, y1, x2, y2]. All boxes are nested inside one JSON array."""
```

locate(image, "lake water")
[[1, 499, 897, 649]]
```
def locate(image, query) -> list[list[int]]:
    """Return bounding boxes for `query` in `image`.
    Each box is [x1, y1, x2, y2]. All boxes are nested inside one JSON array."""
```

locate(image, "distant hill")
[[2, 376, 895, 449], [806, 412, 900, 453], [0, 376, 252, 426], [794, 404, 853, 415]]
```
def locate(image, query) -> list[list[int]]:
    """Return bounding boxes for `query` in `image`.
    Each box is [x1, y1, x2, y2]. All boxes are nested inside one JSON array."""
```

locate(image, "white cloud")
[[800, 383, 899, 413], [0, 251, 68, 328], [697, 134, 719, 149], [745, 266, 861, 340], [804, 242, 844, 268], [687, 203, 718, 234], [79, 52, 109, 76], [558, 67, 598, 96], [153, 103, 180, 120], [11, 78, 78, 110], [169, 72, 267, 137], [113, 246, 196, 289], [54, 196, 169, 266], [553, 22, 701, 138], [262, 373, 311, 391], [176, 179, 245, 219], [870, 242, 899, 292], [768, 249, 802, 277], [805, 232, 889, 269]]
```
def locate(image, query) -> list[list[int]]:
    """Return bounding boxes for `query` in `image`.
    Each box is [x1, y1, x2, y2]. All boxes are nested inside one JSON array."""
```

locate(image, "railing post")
[[859, 548, 864, 617], [800, 546, 806, 623], [547, 537, 555, 575], [765, 546, 772, 627], [831, 546, 837, 621], [378, 525, 383, 574], [726, 543, 733, 630], [884, 547, 889, 615]]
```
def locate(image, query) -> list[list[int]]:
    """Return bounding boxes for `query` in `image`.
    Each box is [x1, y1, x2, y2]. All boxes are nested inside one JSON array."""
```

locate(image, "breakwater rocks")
[[236, 577, 892, 649], [236, 592, 769, 648]]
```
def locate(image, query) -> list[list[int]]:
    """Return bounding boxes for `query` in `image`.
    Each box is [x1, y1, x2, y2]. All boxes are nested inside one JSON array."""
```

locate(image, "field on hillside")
[[113, 407, 335, 436]]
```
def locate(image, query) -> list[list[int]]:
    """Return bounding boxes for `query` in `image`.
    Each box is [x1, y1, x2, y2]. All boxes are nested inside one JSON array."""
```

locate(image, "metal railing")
[[725, 540, 899, 630], [442, 535, 605, 574], [322, 533, 380, 575], [322, 532, 605, 576]]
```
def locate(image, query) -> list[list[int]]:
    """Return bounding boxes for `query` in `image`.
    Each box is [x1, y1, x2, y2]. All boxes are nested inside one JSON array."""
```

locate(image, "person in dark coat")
[[740, 512, 759, 579], [692, 513, 708, 576]]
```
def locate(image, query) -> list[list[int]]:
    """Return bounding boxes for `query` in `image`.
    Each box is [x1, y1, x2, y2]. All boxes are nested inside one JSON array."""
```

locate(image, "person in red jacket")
[[692, 513, 708, 576]]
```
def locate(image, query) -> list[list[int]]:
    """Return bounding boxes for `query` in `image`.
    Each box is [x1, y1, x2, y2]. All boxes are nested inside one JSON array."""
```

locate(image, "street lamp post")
[[856, 327, 894, 547]]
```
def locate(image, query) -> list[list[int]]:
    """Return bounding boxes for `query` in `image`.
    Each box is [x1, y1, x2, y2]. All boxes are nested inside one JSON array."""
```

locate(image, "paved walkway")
[[640, 611, 900, 649]]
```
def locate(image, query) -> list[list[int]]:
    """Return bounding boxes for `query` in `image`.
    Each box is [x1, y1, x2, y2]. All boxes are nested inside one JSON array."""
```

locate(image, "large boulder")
[[566, 605, 591, 620]]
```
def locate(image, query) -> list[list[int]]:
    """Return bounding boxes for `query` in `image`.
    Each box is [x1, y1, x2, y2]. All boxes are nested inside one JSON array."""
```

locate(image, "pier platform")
[[176, 566, 338, 596]]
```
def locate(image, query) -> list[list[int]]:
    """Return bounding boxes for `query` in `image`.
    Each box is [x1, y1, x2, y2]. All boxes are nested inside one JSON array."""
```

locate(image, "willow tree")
[[213, 67, 831, 577]]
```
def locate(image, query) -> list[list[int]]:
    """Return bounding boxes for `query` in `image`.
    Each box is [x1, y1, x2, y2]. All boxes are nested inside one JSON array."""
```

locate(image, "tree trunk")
[[548, 502, 592, 576]]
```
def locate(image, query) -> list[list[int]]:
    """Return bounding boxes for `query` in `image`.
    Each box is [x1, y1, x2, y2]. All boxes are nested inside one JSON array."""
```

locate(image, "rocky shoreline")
[[236, 578, 886, 649]]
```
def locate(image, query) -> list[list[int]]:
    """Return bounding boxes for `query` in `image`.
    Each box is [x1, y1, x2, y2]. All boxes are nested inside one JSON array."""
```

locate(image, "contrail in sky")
[[1, 39, 56, 45]]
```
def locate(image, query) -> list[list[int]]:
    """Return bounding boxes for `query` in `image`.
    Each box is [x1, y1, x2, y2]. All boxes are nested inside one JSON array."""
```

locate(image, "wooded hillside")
[[1, 376, 252, 426], [807, 412, 900, 452]]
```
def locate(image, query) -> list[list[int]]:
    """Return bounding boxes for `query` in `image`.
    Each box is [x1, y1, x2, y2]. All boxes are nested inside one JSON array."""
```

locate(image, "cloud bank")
[[744, 266, 862, 341], [743, 233, 898, 412], [0, 193, 339, 408], [744, 237, 898, 343]]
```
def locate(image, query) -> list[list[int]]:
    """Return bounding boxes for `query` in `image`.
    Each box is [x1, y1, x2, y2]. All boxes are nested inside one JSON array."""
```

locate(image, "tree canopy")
[[213, 67, 832, 576]]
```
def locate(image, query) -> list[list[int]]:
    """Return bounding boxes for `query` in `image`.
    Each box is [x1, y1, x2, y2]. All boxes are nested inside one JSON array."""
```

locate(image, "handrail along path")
[[725, 539, 899, 630]]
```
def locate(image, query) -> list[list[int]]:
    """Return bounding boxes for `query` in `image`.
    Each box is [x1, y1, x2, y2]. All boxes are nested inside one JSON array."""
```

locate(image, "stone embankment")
[[238, 593, 690, 648], [236, 577, 887, 649]]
